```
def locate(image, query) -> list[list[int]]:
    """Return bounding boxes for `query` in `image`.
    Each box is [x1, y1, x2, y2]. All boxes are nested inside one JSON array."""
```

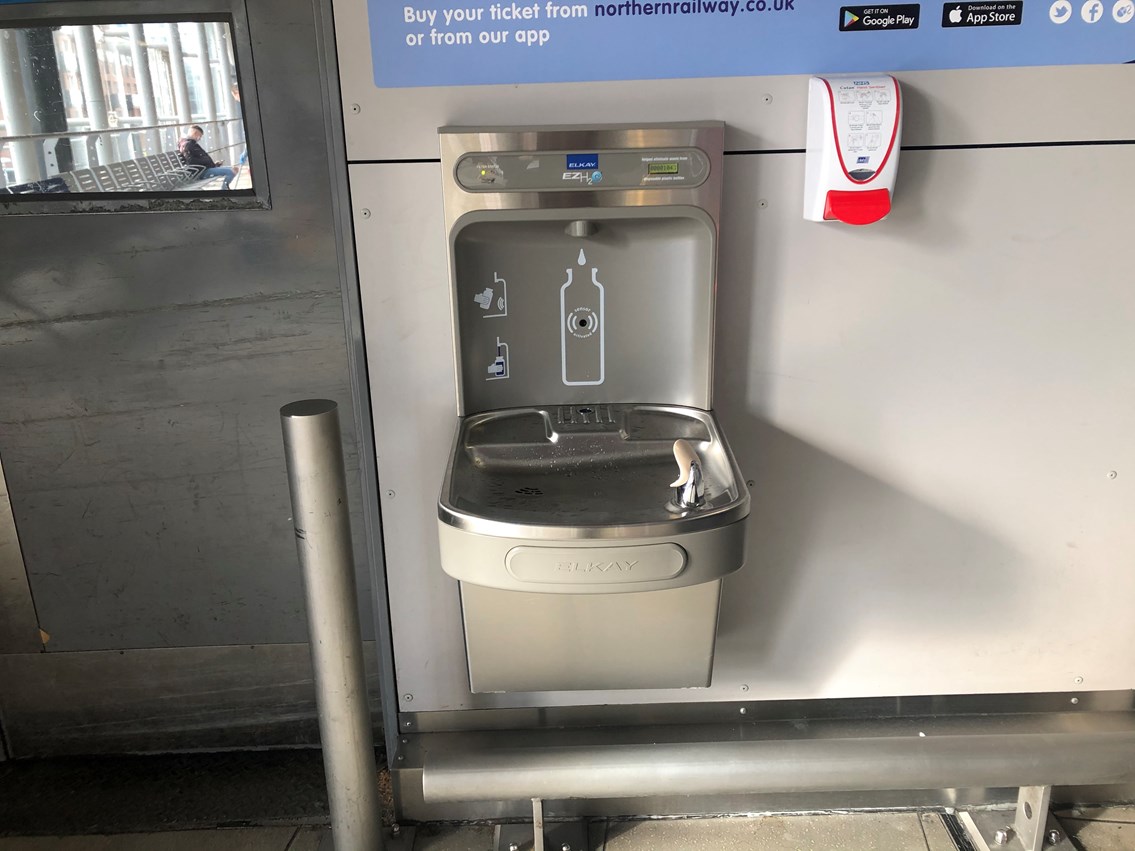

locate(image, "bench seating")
[[1, 151, 224, 195]]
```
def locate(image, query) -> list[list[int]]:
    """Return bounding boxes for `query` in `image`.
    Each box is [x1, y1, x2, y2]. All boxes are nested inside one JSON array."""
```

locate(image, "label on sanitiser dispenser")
[[560, 248, 606, 386]]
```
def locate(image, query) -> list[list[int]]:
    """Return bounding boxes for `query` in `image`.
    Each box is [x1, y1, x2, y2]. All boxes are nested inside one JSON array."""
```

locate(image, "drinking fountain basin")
[[438, 403, 750, 595]]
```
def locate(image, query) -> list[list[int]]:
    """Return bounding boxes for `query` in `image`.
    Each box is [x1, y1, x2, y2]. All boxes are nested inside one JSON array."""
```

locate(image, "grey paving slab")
[[600, 813, 929, 851], [1054, 805, 1135, 824], [287, 826, 328, 851], [1058, 817, 1135, 851], [0, 828, 298, 851], [919, 812, 957, 851], [589, 820, 609, 850], [0, 841, 115, 851]]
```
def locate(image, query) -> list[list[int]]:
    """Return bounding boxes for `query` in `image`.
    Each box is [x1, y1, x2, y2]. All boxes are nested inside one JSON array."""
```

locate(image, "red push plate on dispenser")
[[824, 188, 892, 226]]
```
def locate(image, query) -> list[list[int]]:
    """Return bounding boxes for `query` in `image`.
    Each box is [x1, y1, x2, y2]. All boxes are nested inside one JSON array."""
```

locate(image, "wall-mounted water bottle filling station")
[[435, 124, 750, 694]]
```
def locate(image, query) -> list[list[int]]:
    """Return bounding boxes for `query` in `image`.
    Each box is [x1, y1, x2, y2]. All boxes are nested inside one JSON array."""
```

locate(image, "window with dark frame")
[[0, 17, 254, 200]]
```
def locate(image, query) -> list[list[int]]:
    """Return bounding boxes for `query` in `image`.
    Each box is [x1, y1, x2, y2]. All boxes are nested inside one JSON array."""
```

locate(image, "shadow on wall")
[[713, 417, 1022, 694]]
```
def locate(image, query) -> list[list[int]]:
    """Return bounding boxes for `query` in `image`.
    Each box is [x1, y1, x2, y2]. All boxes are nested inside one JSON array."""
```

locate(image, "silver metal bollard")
[[281, 400, 383, 851]]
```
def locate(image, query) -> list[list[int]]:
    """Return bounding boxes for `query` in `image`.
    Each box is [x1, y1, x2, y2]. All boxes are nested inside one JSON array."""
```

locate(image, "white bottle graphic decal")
[[560, 248, 605, 386]]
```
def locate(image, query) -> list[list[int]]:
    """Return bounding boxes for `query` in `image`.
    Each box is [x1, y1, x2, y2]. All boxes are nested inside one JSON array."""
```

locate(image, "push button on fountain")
[[506, 544, 688, 584]]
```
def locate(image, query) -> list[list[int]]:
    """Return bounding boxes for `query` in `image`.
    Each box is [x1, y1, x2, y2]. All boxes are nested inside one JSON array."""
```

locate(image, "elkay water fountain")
[[436, 124, 750, 693]]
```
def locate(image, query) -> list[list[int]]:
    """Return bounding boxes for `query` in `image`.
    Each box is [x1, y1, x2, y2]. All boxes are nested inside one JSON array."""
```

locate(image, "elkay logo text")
[[566, 154, 599, 170], [557, 560, 638, 572]]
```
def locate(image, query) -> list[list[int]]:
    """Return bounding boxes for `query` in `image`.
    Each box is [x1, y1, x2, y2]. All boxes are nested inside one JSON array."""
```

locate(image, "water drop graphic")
[[577, 249, 586, 266]]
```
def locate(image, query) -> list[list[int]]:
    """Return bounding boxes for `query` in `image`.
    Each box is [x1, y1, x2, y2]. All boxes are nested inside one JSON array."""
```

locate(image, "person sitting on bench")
[[178, 125, 236, 190]]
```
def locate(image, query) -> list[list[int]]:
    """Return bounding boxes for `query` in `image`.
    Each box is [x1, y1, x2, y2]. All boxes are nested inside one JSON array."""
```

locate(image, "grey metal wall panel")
[[348, 162, 470, 709], [330, 0, 1135, 160], [351, 142, 1135, 713], [0, 293, 368, 649], [0, 0, 374, 653], [0, 642, 383, 757]]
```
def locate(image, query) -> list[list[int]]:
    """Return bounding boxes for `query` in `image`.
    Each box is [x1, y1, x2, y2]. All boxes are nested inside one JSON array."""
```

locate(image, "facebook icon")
[[1081, 0, 1103, 20]]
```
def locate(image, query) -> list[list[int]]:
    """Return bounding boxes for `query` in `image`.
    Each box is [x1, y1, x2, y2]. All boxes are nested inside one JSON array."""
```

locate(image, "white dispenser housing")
[[804, 74, 902, 225]]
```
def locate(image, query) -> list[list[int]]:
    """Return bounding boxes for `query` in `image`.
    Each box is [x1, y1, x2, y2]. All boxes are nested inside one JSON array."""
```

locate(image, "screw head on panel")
[[1108, 470, 1118, 479], [361, 208, 372, 219], [509, 844, 520, 851], [350, 103, 361, 114], [1071, 697, 1080, 705], [403, 720, 413, 727], [739, 707, 747, 715], [1047, 828, 1063, 844], [740, 684, 750, 691], [757, 199, 769, 209], [1074, 676, 1084, 684], [403, 694, 413, 702], [762, 94, 773, 105], [562, 844, 572, 851], [746, 480, 755, 488], [993, 827, 1013, 845], [386, 489, 396, 498]]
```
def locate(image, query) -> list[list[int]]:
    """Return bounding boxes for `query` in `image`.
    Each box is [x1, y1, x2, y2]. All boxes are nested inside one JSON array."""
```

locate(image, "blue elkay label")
[[566, 154, 600, 169], [375, 0, 1135, 87]]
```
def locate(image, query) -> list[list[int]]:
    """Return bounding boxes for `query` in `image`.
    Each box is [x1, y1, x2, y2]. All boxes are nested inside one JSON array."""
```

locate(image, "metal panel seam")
[[312, 0, 400, 759]]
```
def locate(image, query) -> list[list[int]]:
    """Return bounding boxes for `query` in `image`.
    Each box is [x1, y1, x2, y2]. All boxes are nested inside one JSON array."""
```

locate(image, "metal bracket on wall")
[[494, 798, 589, 851], [958, 786, 1072, 851], [388, 824, 417, 850]]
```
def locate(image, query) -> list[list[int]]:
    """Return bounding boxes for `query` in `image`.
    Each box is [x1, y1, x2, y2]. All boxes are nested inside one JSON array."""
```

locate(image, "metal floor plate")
[[494, 822, 588, 851]]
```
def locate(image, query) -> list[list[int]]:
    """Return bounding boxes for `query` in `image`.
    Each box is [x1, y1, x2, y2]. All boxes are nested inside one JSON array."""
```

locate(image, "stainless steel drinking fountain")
[[438, 124, 749, 693]]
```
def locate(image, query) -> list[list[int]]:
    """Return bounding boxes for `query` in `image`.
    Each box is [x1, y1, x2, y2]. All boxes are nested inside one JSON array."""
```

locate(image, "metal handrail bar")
[[422, 713, 1135, 803], [1, 118, 242, 145]]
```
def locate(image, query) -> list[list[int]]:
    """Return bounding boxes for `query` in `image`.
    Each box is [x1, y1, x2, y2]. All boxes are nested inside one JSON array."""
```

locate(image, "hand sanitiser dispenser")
[[804, 74, 902, 225], [436, 125, 750, 694]]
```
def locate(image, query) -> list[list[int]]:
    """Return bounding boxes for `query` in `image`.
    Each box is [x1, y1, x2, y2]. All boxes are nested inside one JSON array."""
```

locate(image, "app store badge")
[[942, 1, 1023, 26]]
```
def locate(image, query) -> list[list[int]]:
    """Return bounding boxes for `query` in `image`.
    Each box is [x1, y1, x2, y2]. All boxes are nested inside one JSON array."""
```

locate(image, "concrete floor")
[[1, 807, 1132, 851]]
